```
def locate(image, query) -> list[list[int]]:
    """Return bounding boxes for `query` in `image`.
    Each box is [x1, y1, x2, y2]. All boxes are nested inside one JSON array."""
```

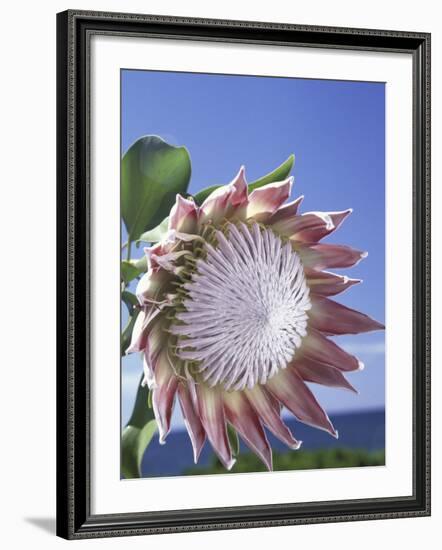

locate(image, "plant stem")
[[126, 240, 131, 261]]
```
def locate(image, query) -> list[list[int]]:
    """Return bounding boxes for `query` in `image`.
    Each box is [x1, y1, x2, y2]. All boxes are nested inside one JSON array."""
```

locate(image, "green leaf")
[[227, 424, 240, 457], [121, 291, 138, 355], [121, 261, 140, 284], [138, 216, 169, 243], [247, 154, 295, 192], [121, 256, 148, 284], [192, 155, 295, 206], [122, 136, 191, 243], [121, 378, 157, 479], [121, 311, 136, 356], [121, 421, 157, 479], [121, 290, 138, 311]]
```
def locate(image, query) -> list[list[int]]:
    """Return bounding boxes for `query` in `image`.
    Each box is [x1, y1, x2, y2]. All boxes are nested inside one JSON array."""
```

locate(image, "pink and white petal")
[[199, 185, 231, 225], [301, 328, 362, 372], [151, 249, 191, 273], [267, 368, 337, 437], [125, 309, 148, 354], [228, 165, 248, 207], [246, 177, 293, 220], [272, 212, 334, 240], [298, 242, 367, 270], [292, 358, 357, 393], [144, 318, 168, 368], [309, 296, 385, 335], [305, 269, 362, 297], [295, 209, 352, 242], [136, 267, 173, 305], [268, 195, 304, 224], [143, 241, 166, 270], [126, 305, 164, 356], [178, 383, 206, 463], [168, 194, 198, 233], [245, 385, 301, 449], [151, 349, 178, 444], [195, 384, 235, 470], [199, 167, 249, 224], [168, 229, 205, 244], [224, 391, 273, 471], [310, 209, 352, 241]]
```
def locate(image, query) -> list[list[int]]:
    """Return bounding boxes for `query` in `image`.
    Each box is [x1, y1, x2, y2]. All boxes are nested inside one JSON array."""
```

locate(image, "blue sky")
[[121, 69, 385, 428]]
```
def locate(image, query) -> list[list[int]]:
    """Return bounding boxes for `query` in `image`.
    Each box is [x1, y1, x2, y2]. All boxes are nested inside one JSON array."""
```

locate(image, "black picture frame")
[[56, 9, 431, 540]]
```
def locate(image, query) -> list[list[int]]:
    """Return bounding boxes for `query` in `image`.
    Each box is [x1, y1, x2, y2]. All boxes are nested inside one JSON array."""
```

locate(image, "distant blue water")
[[139, 408, 385, 478]]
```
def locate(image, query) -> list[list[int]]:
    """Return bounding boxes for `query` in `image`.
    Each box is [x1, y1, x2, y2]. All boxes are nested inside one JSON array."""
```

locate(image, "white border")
[[90, 35, 413, 515]]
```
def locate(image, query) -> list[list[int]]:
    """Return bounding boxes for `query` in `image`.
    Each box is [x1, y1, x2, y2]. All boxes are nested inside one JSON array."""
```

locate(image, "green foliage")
[[138, 216, 170, 244], [121, 136, 191, 244], [121, 256, 148, 285], [192, 155, 295, 206], [121, 378, 157, 479], [121, 422, 157, 480], [120, 291, 138, 356], [248, 154, 295, 192], [184, 447, 385, 476]]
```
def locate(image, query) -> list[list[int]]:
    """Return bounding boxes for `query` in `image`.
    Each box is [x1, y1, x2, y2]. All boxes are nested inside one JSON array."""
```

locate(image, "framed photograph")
[[56, 10, 431, 539]]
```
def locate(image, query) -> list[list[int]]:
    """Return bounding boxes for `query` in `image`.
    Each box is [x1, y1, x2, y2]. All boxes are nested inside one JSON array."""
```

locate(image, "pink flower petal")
[[136, 266, 173, 305], [229, 166, 248, 207], [295, 209, 352, 242], [298, 243, 367, 270], [224, 391, 273, 471], [199, 166, 248, 224], [309, 296, 385, 335], [271, 211, 334, 240], [144, 318, 168, 371], [125, 309, 148, 354], [292, 357, 357, 393], [125, 306, 162, 354], [168, 194, 198, 233], [245, 385, 301, 449], [301, 328, 363, 372], [151, 350, 178, 444], [246, 177, 293, 220], [305, 269, 362, 297], [151, 249, 191, 273], [268, 195, 304, 224], [267, 367, 337, 437], [195, 384, 235, 470], [177, 383, 206, 463], [144, 240, 173, 270]]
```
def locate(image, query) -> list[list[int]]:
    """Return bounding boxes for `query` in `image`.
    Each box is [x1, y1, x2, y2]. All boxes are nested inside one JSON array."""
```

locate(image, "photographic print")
[[120, 69, 386, 479], [57, 11, 430, 538]]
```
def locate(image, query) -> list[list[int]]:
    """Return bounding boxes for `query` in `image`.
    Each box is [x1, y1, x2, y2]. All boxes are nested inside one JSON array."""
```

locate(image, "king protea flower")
[[126, 167, 384, 471]]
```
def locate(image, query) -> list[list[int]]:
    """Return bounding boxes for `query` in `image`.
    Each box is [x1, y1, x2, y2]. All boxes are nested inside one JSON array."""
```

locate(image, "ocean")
[[140, 408, 385, 478]]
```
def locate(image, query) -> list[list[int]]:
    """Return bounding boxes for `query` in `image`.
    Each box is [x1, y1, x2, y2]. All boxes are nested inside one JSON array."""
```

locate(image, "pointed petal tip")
[[292, 440, 303, 450], [361, 251, 368, 259], [333, 429, 339, 440], [358, 361, 365, 371], [225, 457, 236, 471], [191, 440, 205, 464]]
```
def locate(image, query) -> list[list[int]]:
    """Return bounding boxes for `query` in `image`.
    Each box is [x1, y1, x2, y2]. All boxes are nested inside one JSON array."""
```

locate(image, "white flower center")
[[174, 222, 311, 391]]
